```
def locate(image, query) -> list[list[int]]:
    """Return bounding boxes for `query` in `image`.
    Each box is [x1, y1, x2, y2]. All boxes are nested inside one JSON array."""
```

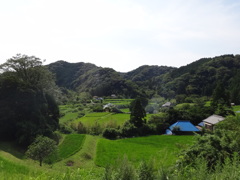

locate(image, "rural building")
[[166, 120, 200, 135], [103, 103, 115, 112], [103, 103, 122, 113], [162, 102, 171, 107], [199, 114, 225, 131]]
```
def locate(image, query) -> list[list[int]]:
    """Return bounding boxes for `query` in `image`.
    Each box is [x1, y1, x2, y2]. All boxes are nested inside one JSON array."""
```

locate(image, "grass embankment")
[[95, 135, 194, 168]]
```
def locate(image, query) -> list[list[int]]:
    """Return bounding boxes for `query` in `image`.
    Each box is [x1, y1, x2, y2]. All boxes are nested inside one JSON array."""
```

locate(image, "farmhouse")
[[199, 114, 225, 131], [162, 102, 171, 107], [166, 120, 200, 135]]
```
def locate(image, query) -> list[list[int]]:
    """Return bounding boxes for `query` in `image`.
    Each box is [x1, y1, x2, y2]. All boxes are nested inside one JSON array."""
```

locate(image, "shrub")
[[92, 104, 104, 112], [77, 122, 87, 134], [102, 128, 119, 139], [120, 121, 138, 138], [138, 124, 156, 136], [103, 156, 135, 180], [59, 124, 74, 134], [50, 131, 62, 145], [137, 160, 155, 180], [89, 121, 103, 135], [104, 120, 118, 129]]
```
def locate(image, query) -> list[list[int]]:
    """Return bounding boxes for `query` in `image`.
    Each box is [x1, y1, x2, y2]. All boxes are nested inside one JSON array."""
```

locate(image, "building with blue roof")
[[166, 120, 200, 135]]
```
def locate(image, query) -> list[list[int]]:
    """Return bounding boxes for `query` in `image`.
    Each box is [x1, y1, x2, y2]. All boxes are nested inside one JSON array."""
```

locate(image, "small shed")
[[166, 120, 200, 135]]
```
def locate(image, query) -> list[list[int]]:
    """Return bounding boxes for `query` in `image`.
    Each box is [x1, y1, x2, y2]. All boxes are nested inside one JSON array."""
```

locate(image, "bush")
[[89, 121, 103, 135], [103, 156, 135, 180], [102, 128, 119, 139], [77, 112, 85, 118], [50, 131, 62, 145], [120, 121, 138, 138], [77, 122, 87, 134], [59, 124, 74, 134], [137, 160, 155, 180], [92, 104, 104, 112], [138, 124, 156, 136]]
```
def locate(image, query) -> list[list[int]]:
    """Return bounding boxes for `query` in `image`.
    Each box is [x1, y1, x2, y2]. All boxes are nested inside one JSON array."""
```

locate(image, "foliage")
[[148, 114, 170, 134], [0, 54, 59, 145], [103, 156, 135, 180], [129, 98, 147, 128], [178, 116, 240, 169], [211, 81, 233, 116], [59, 124, 74, 134], [76, 121, 88, 134], [120, 121, 139, 137], [92, 103, 104, 112], [137, 160, 155, 180], [26, 136, 57, 166], [102, 128, 119, 139]]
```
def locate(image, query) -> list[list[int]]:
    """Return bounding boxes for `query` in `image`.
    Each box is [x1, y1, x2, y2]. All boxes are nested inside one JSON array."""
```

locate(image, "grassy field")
[[233, 105, 240, 113], [0, 134, 195, 179], [95, 135, 194, 168], [56, 134, 86, 161]]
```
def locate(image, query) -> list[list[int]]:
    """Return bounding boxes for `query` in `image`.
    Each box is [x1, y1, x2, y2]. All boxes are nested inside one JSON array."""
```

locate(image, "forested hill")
[[154, 54, 240, 104], [48, 61, 175, 97], [48, 54, 240, 101]]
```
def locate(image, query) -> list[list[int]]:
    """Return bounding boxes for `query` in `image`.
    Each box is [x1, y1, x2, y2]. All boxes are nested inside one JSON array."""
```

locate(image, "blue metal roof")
[[198, 122, 204, 127], [169, 121, 200, 132]]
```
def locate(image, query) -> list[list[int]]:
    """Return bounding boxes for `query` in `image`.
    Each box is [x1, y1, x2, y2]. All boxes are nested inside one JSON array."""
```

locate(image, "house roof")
[[198, 122, 204, 127], [169, 121, 200, 132], [162, 102, 171, 107], [103, 103, 114, 109], [203, 115, 225, 125]]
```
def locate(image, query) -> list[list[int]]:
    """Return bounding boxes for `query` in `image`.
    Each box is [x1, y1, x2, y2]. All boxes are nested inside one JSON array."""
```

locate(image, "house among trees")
[[103, 103, 122, 113], [162, 102, 171, 107], [199, 115, 225, 131], [166, 120, 200, 135]]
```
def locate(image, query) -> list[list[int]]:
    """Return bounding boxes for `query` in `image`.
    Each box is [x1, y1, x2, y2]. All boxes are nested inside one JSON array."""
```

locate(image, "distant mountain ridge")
[[48, 54, 240, 102]]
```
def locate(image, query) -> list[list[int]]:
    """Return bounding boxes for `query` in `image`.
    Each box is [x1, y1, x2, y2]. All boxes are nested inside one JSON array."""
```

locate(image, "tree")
[[129, 98, 146, 128], [211, 81, 233, 116], [26, 136, 57, 166], [0, 54, 60, 145]]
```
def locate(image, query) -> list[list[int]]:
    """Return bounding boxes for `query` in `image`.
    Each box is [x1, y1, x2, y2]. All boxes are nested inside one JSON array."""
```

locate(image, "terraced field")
[[95, 135, 194, 167]]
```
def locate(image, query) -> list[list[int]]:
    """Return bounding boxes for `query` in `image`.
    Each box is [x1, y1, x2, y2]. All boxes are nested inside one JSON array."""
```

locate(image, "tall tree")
[[129, 98, 146, 128], [0, 54, 60, 145], [211, 81, 232, 116]]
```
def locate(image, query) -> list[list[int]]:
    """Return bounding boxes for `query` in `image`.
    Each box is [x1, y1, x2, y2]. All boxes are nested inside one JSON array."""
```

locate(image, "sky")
[[0, 0, 240, 72]]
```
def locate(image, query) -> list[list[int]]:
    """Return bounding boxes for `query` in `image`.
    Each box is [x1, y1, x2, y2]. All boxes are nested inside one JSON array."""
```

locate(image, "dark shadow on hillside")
[[0, 141, 26, 159]]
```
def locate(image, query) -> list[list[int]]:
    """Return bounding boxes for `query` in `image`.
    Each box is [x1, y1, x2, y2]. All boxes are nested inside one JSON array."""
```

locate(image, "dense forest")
[[48, 54, 240, 104]]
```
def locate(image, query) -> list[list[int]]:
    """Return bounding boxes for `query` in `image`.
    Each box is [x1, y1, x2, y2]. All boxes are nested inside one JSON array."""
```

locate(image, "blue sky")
[[0, 0, 240, 72]]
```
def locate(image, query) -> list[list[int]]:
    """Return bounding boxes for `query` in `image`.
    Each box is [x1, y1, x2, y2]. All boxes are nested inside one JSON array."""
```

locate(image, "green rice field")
[[95, 135, 194, 167]]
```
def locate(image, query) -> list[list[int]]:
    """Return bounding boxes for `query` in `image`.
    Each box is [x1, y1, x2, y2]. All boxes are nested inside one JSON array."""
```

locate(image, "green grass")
[[120, 108, 130, 113], [175, 103, 195, 109], [60, 112, 79, 123], [95, 135, 194, 168], [57, 134, 86, 161], [0, 156, 30, 175], [233, 105, 240, 113], [73, 112, 129, 127]]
